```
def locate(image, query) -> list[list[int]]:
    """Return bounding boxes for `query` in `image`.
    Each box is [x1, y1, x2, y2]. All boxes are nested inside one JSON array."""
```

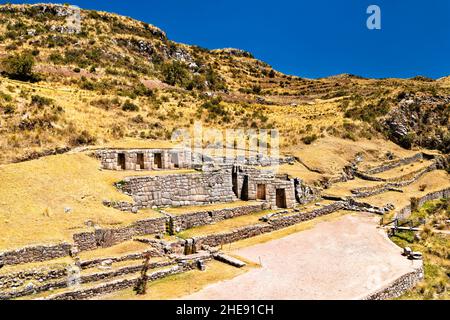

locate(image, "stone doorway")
[[232, 170, 239, 197], [117, 153, 126, 170], [240, 175, 249, 201], [257, 184, 267, 200], [171, 153, 179, 168], [154, 153, 162, 169], [137, 153, 145, 170], [276, 189, 287, 208]]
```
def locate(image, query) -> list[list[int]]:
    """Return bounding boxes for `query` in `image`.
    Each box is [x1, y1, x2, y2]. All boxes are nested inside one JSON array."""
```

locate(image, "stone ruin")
[[96, 148, 192, 171], [98, 148, 298, 209]]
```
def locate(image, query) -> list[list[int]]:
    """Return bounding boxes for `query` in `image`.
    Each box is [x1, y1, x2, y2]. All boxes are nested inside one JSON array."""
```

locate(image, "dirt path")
[[183, 213, 420, 300]]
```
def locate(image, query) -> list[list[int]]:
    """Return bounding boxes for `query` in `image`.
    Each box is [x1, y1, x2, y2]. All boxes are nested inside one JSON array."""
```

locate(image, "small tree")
[[2, 52, 36, 81], [161, 61, 190, 87]]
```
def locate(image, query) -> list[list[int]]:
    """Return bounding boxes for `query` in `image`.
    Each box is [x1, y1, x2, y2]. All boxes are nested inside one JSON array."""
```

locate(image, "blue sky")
[[4, 0, 450, 79]]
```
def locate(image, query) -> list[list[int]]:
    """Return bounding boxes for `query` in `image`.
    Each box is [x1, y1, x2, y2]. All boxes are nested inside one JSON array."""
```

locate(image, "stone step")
[[213, 253, 246, 268]]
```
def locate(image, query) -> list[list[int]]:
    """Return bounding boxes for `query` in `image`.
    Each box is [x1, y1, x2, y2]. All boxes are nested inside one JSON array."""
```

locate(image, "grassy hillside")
[[0, 3, 449, 165]]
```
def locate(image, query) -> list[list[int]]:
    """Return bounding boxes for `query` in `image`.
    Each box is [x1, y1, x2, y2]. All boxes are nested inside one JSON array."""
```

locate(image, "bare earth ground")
[[183, 213, 420, 300]]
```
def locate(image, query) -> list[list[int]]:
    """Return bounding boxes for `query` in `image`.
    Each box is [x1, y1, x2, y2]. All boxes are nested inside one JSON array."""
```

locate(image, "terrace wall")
[[168, 202, 266, 233], [363, 265, 424, 300], [73, 217, 167, 251], [0, 243, 72, 266]]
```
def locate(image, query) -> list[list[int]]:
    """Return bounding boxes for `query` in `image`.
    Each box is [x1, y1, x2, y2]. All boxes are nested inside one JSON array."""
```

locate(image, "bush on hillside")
[[2, 53, 37, 82], [161, 61, 190, 87]]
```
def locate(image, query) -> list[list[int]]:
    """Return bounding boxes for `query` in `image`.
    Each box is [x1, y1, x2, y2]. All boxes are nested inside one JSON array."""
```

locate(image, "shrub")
[[252, 85, 262, 94], [268, 69, 276, 78], [398, 132, 416, 149], [301, 134, 318, 145], [71, 130, 97, 146], [204, 67, 227, 91], [2, 52, 36, 81], [122, 100, 139, 112], [31, 95, 53, 107], [161, 61, 190, 87], [198, 97, 229, 121]]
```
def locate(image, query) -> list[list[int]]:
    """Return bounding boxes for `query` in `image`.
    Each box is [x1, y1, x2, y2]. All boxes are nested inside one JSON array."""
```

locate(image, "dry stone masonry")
[[1, 146, 447, 300]]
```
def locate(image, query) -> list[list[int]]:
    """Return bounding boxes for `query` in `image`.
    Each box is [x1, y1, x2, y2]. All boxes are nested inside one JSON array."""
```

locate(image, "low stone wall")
[[191, 202, 346, 251], [269, 202, 346, 230], [193, 223, 274, 251], [0, 258, 174, 300], [79, 249, 163, 269], [363, 153, 424, 175], [363, 265, 424, 300], [45, 264, 194, 300], [0, 266, 67, 291], [396, 187, 450, 220], [79, 260, 175, 285], [0, 243, 72, 266], [73, 217, 167, 251], [168, 203, 265, 233], [134, 238, 186, 256], [351, 163, 436, 198]]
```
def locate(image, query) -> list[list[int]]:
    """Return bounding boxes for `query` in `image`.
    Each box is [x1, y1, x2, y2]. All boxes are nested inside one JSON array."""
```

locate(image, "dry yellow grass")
[[0, 152, 175, 250], [275, 163, 325, 184], [285, 136, 418, 175], [78, 240, 150, 261], [373, 159, 434, 179], [325, 178, 383, 197], [363, 170, 450, 209]]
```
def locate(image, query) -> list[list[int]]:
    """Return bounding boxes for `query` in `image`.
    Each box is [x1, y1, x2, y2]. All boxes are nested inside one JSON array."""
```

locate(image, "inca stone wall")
[[0, 266, 67, 291], [119, 169, 236, 208], [193, 223, 274, 251], [190, 202, 347, 252], [351, 162, 437, 198], [363, 153, 424, 175], [96, 149, 192, 171], [233, 166, 296, 208], [168, 203, 266, 233], [363, 265, 424, 300], [0, 243, 72, 266], [397, 187, 450, 220], [268, 202, 346, 229], [44, 265, 191, 300], [73, 217, 167, 251]]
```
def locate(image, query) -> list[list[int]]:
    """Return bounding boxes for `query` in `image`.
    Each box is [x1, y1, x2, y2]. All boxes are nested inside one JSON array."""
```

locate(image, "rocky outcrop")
[[294, 178, 320, 204], [382, 94, 450, 152]]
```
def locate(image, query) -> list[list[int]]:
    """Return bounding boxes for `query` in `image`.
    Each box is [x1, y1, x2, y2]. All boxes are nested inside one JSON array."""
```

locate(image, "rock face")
[[383, 94, 450, 152], [294, 178, 319, 204]]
